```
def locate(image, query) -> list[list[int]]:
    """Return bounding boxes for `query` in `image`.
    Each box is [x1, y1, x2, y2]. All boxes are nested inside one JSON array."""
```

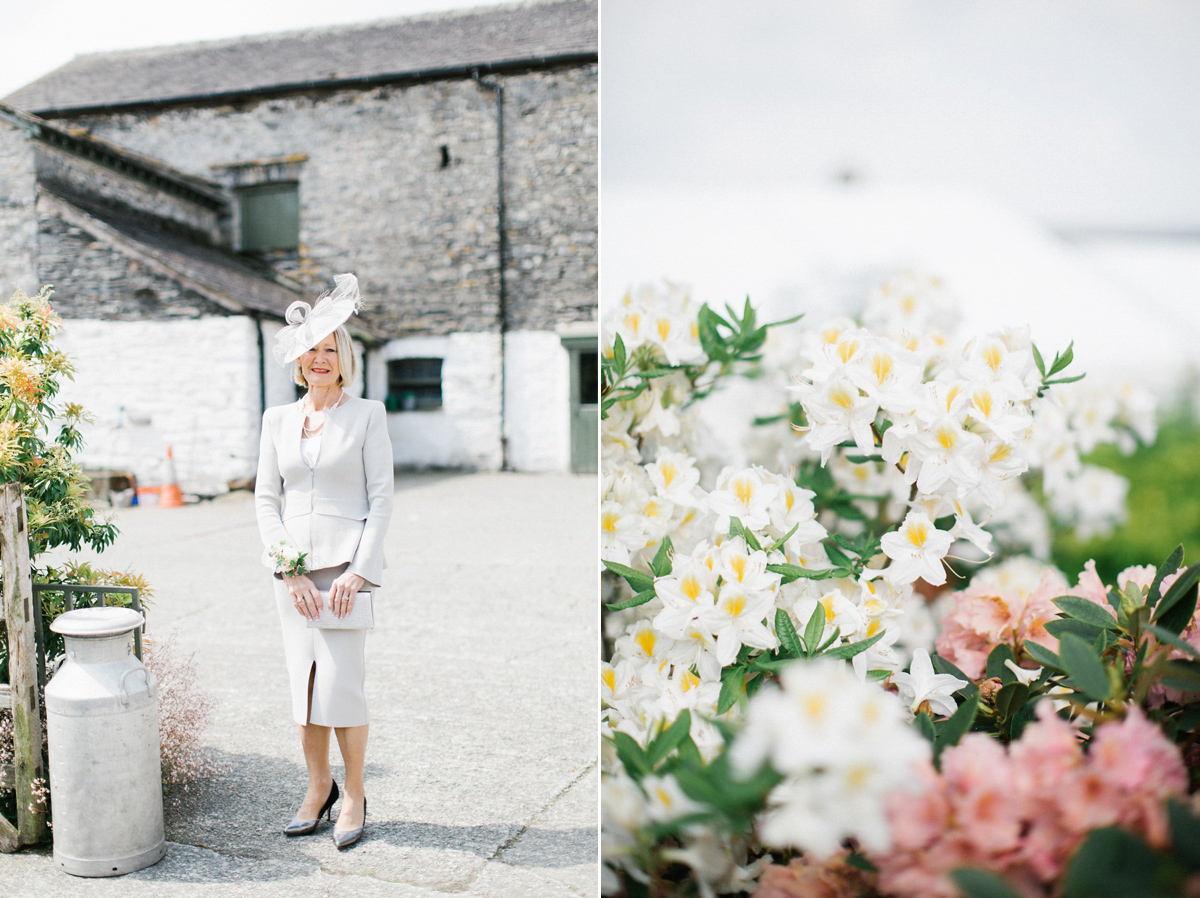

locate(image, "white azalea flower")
[[891, 647, 967, 718], [880, 512, 954, 586], [707, 466, 778, 532]]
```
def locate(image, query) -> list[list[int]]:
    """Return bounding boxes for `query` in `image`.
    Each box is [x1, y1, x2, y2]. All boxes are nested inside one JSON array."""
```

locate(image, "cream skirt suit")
[[255, 397, 393, 727]]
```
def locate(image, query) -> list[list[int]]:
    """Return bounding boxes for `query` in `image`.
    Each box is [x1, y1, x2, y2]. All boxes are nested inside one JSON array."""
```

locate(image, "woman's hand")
[[329, 572, 367, 619], [284, 573, 323, 620]]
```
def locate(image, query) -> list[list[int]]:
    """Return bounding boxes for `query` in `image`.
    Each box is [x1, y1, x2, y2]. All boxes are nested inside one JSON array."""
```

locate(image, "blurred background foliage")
[[1051, 398, 1200, 585]]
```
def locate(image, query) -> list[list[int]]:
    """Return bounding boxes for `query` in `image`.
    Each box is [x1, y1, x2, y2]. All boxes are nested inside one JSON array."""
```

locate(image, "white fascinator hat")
[[272, 273, 363, 365]]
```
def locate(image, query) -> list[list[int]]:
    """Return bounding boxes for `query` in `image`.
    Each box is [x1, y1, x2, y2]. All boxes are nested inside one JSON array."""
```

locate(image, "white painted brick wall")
[[504, 330, 571, 472], [373, 332, 503, 470], [57, 317, 261, 495]]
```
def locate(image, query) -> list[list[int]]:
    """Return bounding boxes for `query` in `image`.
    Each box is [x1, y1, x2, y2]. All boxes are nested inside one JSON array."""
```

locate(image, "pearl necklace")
[[302, 390, 345, 437]]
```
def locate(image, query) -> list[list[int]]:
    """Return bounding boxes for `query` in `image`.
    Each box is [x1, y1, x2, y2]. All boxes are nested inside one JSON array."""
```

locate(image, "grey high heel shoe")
[[332, 796, 367, 850], [284, 780, 339, 836]]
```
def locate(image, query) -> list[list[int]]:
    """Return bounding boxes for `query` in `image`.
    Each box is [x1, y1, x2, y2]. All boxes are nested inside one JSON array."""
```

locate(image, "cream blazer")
[[255, 397, 393, 586]]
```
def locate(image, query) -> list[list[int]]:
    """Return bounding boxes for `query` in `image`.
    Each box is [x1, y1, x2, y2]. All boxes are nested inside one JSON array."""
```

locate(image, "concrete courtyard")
[[0, 471, 598, 897]]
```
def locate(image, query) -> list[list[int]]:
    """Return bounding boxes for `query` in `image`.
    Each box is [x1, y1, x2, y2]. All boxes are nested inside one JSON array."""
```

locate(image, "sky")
[[0, 0, 506, 99]]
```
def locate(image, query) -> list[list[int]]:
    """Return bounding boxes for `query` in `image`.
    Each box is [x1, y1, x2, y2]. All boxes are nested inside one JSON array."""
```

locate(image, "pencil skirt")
[[273, 563, 370, 727]]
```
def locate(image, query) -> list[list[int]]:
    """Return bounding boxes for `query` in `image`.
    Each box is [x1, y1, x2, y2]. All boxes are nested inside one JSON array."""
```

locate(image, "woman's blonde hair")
[[292, 325, 357, 388]]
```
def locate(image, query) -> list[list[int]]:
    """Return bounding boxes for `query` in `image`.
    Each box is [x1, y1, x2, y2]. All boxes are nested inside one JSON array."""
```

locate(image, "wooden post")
[[0, 482, 46, 847]]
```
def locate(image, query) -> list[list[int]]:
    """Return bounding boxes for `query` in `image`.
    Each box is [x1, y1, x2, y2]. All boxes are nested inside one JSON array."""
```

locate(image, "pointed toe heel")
[[333, 796, 367, 850], [284, 780, 339, 837]]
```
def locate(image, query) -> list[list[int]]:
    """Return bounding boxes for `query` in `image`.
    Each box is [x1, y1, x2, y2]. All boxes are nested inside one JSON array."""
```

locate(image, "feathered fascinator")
[[273, 273, 363, 365]]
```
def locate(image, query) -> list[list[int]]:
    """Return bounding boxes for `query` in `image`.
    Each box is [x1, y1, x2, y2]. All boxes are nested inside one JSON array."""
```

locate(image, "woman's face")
[[300, 334, 340, 389]]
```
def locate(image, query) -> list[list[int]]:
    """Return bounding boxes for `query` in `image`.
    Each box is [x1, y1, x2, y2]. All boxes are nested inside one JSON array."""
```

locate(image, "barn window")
[[386, 358, 443, 411], [238, 182, 299, 252]]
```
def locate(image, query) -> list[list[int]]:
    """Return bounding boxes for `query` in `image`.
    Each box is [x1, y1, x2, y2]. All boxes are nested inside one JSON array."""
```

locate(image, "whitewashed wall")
[[57, 317, 261, 495], [504, 330, 571, 472], [369, 332, 503, 470]]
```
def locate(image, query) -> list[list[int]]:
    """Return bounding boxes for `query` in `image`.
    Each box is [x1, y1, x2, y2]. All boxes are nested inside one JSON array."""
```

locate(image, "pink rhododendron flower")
[[873, 703, 1188, 898], [935, 559, 1068, 679]]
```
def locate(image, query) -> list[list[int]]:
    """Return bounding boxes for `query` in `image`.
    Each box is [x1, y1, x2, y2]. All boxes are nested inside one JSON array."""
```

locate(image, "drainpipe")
[[473, 68, 509, 471], [253, 313, 266, 420]]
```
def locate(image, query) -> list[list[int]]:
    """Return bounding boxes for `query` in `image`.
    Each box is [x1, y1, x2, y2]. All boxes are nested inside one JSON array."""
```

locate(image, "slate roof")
[[5, 0, 596, 117], [41, 189, 305, 323]]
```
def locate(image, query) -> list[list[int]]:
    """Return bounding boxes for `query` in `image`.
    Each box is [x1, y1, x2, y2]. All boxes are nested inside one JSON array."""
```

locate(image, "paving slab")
[[0, 471, 598, 897]]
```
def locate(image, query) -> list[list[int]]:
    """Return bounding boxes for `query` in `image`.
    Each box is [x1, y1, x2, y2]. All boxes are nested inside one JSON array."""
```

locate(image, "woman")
[[255, 274, 393, 850]]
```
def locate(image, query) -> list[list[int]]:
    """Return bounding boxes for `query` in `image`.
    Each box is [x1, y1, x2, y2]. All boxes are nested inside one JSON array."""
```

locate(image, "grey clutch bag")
[[307, 590, 374, 629]]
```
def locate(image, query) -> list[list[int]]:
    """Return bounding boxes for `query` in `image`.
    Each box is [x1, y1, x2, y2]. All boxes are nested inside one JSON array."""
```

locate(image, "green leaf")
[[993, 681, 1030, 722], [775, 609, 804, 659], [1047, 340, 1075, 376], [646, 710, 691, 769], [1059, 632, 1111, 702], [914, 710, 936, 744], [985, 644, 1018, 681], [937, 693, 978, 749], [1031, 342, 1047, 377], [1053, 595, 1121, 631], [728, 517, 762, 552], [1159, 659, 1200, 693], [1148, 544, 1185, 608], [802, 604, 825, 658], [1168, 798, 1200, 872], [612, 332, 627, 373], [1059, 826, 1171, 898], [1155, 560, 1200, 634], [1044, 618, 1104, 643], [950, 868, 1024, 898], [765, 563, 843, 584], [717, 665, 745, 715], [823, 539, 853, 569], [765, 522, 799, 553], [1023, 640, 1062, 670], [610, 731, 649, 778], [604, 587, 656, 612], [649, 536, 674, 578], [602, 560, 654, 594], [821, 627, 884, 660]]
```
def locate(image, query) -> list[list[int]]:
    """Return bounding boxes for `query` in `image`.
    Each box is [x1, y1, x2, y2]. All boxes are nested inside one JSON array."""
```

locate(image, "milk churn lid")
[[50, 606, 144, 638]]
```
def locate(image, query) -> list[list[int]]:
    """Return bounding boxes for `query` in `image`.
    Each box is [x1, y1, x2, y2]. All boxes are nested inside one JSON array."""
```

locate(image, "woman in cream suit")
[[255, 275, 392, 849]]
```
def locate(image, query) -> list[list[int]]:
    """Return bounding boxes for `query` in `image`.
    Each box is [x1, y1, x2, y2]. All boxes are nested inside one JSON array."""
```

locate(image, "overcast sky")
[[603, 0, 1200, 232], [0, 0, 505, 100]]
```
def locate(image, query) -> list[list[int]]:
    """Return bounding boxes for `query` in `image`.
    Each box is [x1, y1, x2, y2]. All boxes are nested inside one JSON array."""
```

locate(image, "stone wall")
[[62, 64, 597, 341], [0, 121, 39, 293], [34, 143, 223, 244]]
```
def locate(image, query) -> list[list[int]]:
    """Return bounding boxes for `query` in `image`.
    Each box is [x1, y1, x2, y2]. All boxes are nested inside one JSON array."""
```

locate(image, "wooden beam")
[[0, 483, 46, 848]]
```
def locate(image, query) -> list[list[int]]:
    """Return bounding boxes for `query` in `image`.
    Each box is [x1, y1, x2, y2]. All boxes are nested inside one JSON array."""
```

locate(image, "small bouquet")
[[268, 541, 308, 578]]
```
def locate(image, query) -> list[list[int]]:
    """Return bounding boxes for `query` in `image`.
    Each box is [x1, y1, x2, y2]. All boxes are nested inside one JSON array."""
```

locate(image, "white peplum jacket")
[[255, 396, 393, 586]]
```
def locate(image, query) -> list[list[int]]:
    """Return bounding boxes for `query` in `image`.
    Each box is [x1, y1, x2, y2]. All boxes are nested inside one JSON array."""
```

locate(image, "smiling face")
[[299, 333, 341, 388]]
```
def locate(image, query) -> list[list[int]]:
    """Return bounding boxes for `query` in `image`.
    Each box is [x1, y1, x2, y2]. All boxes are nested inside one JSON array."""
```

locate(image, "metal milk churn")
[[45, 607, 166, 876]]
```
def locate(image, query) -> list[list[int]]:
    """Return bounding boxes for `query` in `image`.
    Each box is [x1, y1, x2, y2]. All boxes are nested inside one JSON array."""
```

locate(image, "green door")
[[563, 336, 598, 473]]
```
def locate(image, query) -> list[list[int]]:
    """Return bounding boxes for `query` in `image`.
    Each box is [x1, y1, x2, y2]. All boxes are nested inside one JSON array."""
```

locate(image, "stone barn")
[[0, 0, 597, 495]]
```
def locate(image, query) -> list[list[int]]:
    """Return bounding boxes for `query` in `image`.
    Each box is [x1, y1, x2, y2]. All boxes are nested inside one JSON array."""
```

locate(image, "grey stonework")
[[0, 121, 39, 291], [62, 63, 597, 340]]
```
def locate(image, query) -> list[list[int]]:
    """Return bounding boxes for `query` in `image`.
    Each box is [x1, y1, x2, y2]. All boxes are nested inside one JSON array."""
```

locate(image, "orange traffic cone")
[[159, 445, 184, 508]]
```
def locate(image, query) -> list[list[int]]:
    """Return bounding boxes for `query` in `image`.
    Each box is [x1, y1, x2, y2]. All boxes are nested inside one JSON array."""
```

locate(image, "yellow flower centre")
[[802, 693, 827, 721], [871, 352, 893, 385], [602, 667, 615, 691], [660, 462, 677, 487], [681, 575, 702, 602], [601, 510, 619, 532], [821, 596, 836, 622], [936, 424, 957, 450], [680, 670, 700, 692], [983, 343, 1003, 373], [901, 295, 916, 313], [974, 389, 994, 418], [990, 443, 1013, 463], [837, 339, 860, 364], [907, 520, 928, 547], [829, 383, 856, 410], [733, 477, 755, 506], [730, 555, 747, 582], [623, 312, 641, 335], [656, 317, 671, 341], [724, 594, 747, 617], [635, 628, 656, 657]]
